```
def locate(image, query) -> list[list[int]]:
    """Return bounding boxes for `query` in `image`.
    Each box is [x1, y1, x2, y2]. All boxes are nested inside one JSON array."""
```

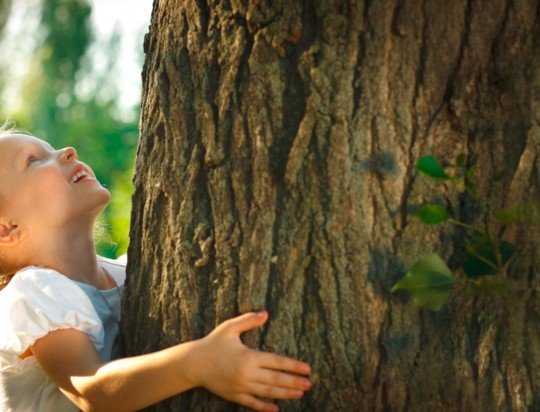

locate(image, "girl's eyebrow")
[[28, 141, 55, 152], [14, 142, 55, 168]]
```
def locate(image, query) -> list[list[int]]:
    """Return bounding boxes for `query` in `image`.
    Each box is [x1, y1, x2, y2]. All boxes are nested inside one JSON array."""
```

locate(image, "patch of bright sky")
[[0, 0, 153, 118], [85, 0, 153, 115], [0, 0, 42, 112]]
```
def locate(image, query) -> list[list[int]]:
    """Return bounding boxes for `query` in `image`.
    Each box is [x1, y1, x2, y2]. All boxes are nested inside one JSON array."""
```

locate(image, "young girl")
[[0, 126, 312, 411]]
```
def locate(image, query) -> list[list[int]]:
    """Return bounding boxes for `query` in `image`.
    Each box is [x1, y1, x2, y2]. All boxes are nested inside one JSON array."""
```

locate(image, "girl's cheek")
[[40, 166, 69, 187], [29, 170, 70, 203]]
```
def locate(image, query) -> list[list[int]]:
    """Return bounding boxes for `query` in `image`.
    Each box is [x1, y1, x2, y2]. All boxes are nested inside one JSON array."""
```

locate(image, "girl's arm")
[[30, 311, 312, 412]]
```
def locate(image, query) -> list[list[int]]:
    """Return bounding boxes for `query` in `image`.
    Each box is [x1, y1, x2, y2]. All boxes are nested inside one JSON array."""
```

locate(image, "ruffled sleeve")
[[0, 266, 105, 356]]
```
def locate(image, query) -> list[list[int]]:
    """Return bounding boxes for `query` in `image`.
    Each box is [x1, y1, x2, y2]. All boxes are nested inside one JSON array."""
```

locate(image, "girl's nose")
[[60, 147, 78, 162]]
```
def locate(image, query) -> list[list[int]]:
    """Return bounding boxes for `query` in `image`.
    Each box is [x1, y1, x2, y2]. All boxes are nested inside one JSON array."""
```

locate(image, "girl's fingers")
[[257, 351, 311, 375], [254, 368, 312, 391], [236, 393, 279, 412], [220, 311, 268, 335], [247, 382, 305, 400]]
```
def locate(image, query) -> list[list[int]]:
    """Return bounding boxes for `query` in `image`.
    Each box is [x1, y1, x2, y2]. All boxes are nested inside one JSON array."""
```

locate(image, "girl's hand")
[[189, 310, 312, 412]]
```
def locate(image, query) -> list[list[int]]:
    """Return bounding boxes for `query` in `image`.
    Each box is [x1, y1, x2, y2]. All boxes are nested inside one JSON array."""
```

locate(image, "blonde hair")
[[0, 121, 32, 288], [0, 119, 30, 138]]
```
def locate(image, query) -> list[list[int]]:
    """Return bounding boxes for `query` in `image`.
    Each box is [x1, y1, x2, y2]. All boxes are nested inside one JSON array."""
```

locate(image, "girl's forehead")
[[0, 134, 53, 152]]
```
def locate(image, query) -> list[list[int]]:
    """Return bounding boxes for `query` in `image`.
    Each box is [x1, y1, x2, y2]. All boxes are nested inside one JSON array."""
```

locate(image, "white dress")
[[0, 255, 126, 412]]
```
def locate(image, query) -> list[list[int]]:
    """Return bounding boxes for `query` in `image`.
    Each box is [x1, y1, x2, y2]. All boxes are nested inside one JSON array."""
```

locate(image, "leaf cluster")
[[391, 155, 538, 311]]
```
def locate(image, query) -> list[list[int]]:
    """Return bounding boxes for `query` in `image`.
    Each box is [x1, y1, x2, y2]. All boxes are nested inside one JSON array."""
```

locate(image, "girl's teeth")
[[72, 171, 91, 183]]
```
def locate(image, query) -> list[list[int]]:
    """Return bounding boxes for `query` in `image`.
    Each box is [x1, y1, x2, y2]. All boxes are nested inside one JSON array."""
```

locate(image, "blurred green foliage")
[[0, 0, 140, 258]]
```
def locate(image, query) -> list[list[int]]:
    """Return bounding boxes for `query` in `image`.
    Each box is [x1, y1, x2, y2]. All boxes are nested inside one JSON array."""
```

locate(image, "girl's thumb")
[[225, 310, 268, 335]]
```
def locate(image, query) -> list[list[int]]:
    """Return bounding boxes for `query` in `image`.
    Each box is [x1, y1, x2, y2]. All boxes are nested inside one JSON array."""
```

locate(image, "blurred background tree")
[[0, 0, 151, 258]]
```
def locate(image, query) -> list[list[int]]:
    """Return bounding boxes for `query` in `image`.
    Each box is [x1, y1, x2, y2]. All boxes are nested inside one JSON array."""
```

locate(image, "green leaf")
[[417, 156, 451, 180], [416, 205, 450, 225], [391, 253, 456, 311], [455, 153, 466, 168], [463, 238, 515, 277], [466, 279, 509, 297], [493, 202, 540, 225]]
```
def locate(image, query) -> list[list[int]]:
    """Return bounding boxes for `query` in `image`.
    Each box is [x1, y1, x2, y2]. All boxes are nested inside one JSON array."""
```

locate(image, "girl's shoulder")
[[97, 254, 127, 286], [98, 253, 127, 265], [0, 266, 105, 356], [1, 265, 98, 313], [6, 265, 74, 291]]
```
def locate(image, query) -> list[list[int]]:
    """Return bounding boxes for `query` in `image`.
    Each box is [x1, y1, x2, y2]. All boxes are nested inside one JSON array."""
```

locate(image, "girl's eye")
[[26, 155, 38, 165]]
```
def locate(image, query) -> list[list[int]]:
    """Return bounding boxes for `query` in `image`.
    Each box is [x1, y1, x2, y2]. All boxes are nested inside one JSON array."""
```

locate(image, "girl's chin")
[[95, 191, 112, 208], [75, 191, 112, 215], [81, 186, 111, 201]]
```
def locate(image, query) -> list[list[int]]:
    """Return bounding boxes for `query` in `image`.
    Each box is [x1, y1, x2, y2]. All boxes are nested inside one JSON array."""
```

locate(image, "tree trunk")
[[122, 0, 539, 410]]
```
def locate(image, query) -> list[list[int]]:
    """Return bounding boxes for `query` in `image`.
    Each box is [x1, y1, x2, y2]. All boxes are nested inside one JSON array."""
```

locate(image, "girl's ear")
[[0, 222, 21, 246]]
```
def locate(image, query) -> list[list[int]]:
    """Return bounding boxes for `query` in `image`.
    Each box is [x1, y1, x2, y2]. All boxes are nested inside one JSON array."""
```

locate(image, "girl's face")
[[0, 134, 111, 235]]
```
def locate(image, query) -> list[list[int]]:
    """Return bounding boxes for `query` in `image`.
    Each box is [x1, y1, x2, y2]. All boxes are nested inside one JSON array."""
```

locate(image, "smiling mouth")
[[70, 168, 96, 184], [74, 175, 96, 183]]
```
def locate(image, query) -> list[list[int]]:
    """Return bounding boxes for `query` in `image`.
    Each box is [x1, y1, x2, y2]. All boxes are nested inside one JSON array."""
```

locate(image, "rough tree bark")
[[122, 0, 539, 410]]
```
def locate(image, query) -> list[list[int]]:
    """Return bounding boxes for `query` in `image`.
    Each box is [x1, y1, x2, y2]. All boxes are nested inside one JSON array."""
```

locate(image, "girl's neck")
[[23, 225, 110, 289]]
